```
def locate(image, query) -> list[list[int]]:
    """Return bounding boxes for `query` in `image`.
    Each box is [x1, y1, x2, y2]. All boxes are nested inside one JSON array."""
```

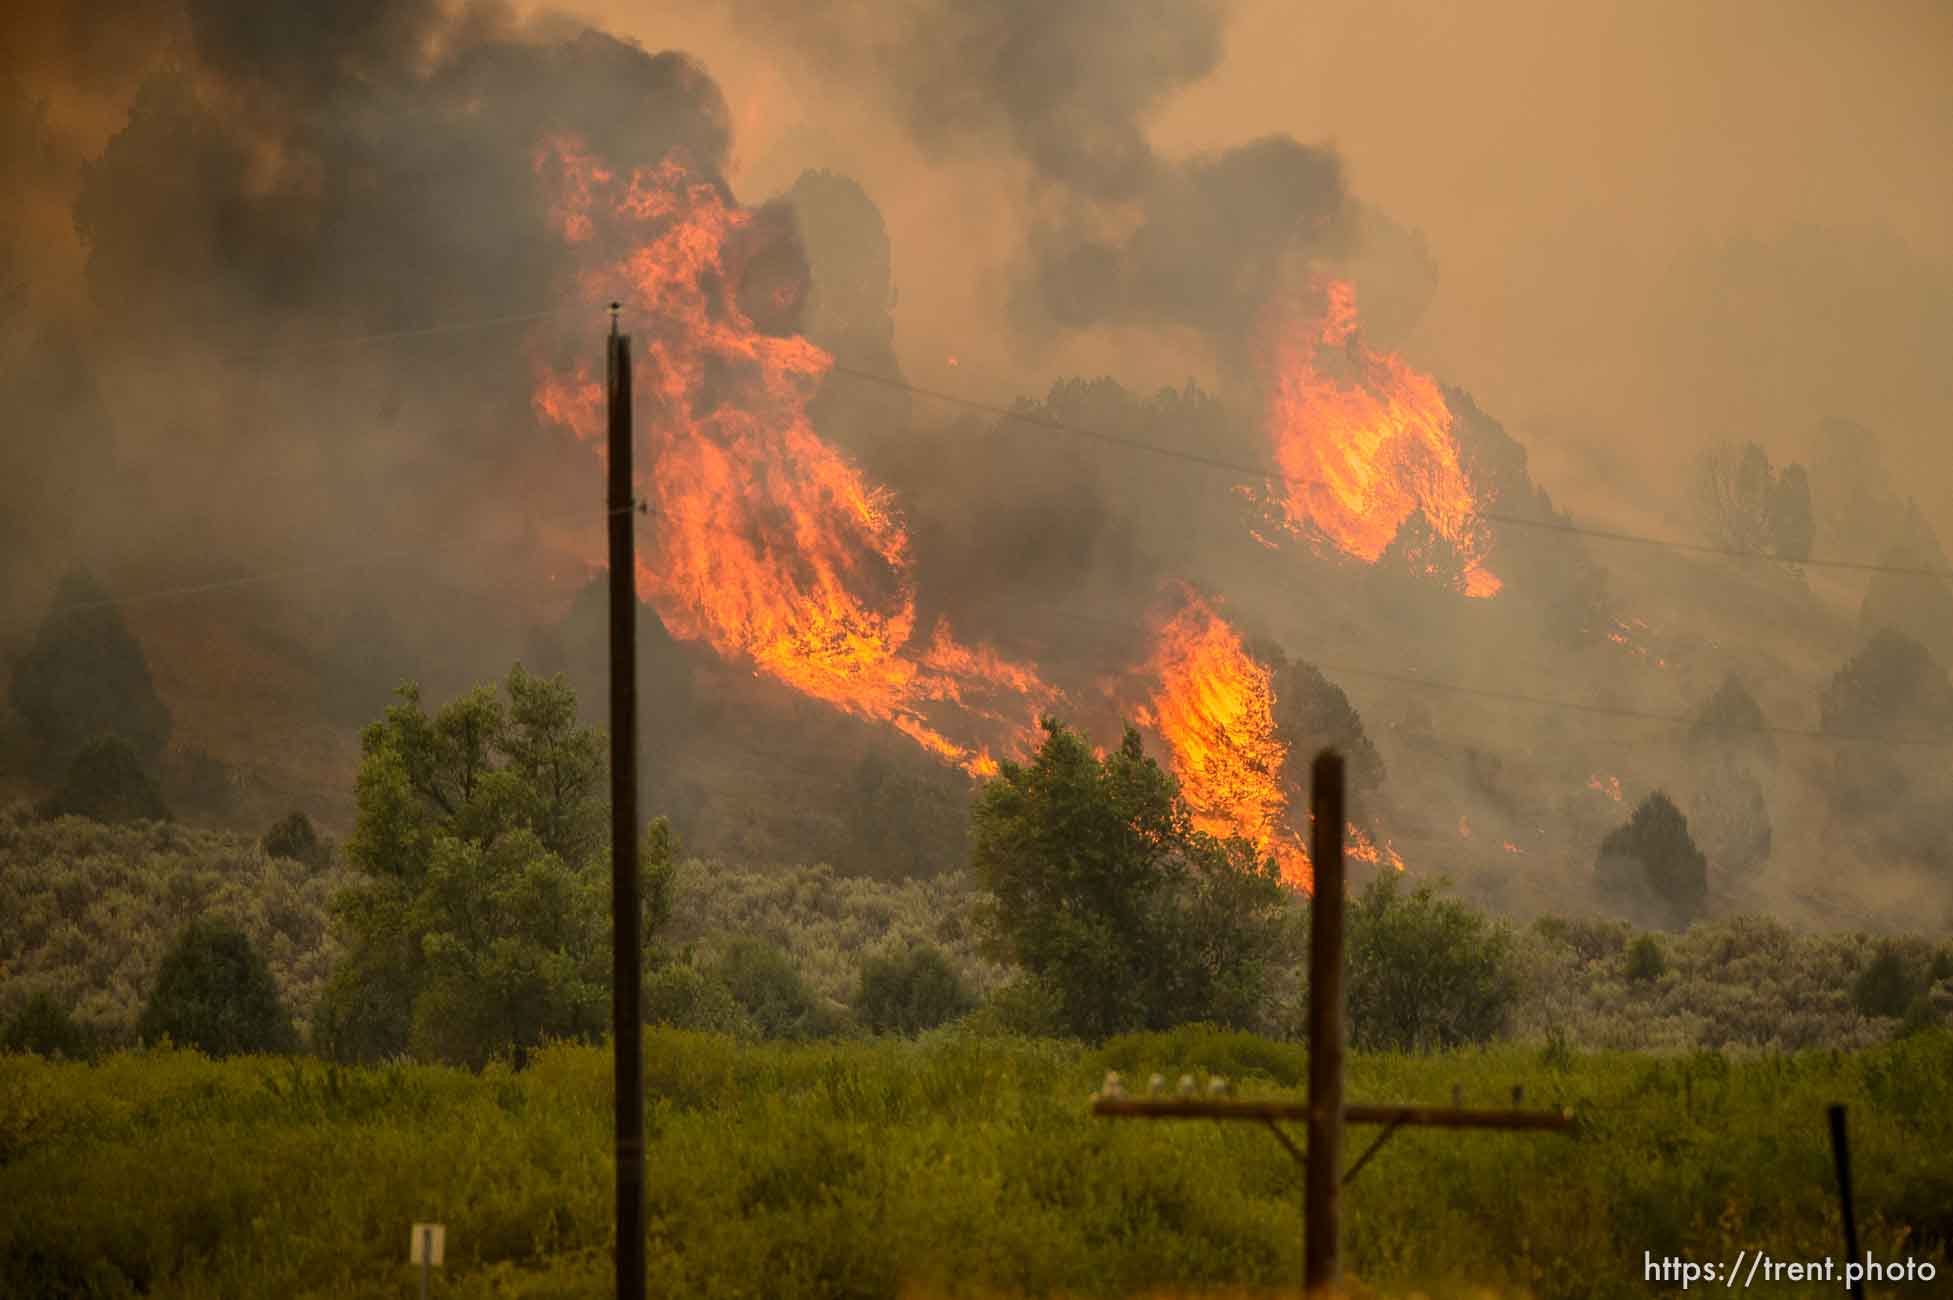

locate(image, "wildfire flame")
[[1587, 773, 1624, 802], [1259, 279, 1500, 597], [531, 137, 1055, 774], [1136, 589, 1402, 892]]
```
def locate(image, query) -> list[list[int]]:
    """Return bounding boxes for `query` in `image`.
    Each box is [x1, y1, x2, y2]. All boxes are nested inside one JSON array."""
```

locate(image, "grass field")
[[4, 1026, 1948, 1299]]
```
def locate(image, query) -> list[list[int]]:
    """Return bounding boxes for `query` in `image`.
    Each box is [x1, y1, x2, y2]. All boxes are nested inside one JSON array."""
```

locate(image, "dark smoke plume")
[[710, 0, 1403, 350], [2, 0, 741, 617]]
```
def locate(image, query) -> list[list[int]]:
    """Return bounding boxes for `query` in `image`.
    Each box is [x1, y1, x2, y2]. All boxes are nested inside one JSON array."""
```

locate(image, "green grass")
[[3, 1027, 1949, 1298]]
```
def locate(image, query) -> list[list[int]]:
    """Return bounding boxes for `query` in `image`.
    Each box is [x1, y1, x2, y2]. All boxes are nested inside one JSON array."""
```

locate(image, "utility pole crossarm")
[[1090, 1099, 1576, 1131]]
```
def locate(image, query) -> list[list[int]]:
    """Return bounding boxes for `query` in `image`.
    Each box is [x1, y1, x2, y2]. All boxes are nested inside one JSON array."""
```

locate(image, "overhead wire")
[[823, 361, 1953, 581], [11, 300, 1948, 748], [32, 502, 638, 621]]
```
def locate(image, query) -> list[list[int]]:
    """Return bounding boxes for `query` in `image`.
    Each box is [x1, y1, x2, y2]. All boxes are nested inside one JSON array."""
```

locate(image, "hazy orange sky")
[[564, 0, 1953, 537]]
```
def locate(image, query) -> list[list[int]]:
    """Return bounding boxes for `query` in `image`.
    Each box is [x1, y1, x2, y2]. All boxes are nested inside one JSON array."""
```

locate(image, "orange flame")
[[531, 137, 1056, 774], [1259, 279, 1499, 597], [1587, 773, 1623, 802], [1136, 589, 1403, 892]]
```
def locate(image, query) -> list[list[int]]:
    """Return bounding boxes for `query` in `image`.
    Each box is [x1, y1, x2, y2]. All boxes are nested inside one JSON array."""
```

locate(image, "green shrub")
[[38, 734, 170, 824], [1854, 944, 1923, 1020], [1, 992, 92, 1060], [1625, 934, 1667, 983], [139, 919, 298, 1058], [262, 810, 330, 868], [1899, 994, 1941, 1038], [1347, 875, 1518, 1052], [964, 974, 1069, 1038], [715, 939, 836, 1040], [0, 804, 346, 1048], [644, 963, 753, 1037], [854, 944, 975, 1036]]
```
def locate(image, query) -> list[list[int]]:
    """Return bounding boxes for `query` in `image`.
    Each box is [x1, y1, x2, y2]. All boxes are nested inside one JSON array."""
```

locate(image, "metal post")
[[607, 309, 646, 1300], [1306, 750, 1346, 1296], [1828, 1105, 1864, 1300], [420, 1227, 431, 1300]]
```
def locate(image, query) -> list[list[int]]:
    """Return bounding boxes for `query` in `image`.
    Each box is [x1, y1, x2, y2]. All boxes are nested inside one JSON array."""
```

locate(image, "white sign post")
[[409, 1223, 445, 1299]]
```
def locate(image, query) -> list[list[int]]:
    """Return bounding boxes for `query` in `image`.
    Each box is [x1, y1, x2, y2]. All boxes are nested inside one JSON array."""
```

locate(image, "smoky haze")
[[2, 0, 1950, 932]]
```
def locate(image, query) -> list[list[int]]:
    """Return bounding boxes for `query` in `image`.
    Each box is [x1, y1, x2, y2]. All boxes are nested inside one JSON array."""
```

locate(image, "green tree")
[[138, 919, 298, 1058], [9, 569, 171, 778], [643, 963, 753, 1037], [2, 992, 92, 1060], [38, 734, 171, 823], [1692, 441, 1814, 562], [317, 665, 674, 1066], [1857, 506, 1953, 665], [969, 718, 1288, 1040], [854, 944, 975, 1035], [1853, 944, 1922, 1020], [1682, 677, 1774, 875], [1595, 792, 1710, 931], [1687, 674, 1776, 766], [1346, 875, 1518, 1051], [715, 939, 834, 1041], [1770, 463, 1814, 562]]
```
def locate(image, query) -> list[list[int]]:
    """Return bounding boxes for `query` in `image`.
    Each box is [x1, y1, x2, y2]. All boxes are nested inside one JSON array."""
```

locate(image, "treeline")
[[6, 660, 1952, 1067], [6, 800, 1950, 1066]]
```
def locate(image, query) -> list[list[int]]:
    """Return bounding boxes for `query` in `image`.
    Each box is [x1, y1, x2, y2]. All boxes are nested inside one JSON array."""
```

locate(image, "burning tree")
[[1136, 590, 1398, 891], [531, 136, 1057, 780], [1256, 278, 1500, 596]]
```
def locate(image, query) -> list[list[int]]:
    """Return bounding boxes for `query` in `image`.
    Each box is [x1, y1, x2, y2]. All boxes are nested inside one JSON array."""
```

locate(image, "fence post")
[[1828, 1104, 1864, 1300]]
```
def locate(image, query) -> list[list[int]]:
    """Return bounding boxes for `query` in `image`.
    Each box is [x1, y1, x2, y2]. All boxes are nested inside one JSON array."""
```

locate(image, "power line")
[[32, 502, 638, 620], [9, 332, 1936, 745], [824, 362, 1953, 582], [973, 596, 1953, 751], [84, 304, 592, 372]]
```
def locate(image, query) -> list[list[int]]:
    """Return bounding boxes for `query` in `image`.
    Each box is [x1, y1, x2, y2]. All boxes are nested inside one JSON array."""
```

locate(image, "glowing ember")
[[1501, 840, 1524, 855], [1458, 814, 1472, 838], [1606, 618, 1673, 668], [1135, 588, 1402, 891], [1258, 279, 1499, 597], [531, 136, 1056, 774], [1587, 773, 1623, 802]]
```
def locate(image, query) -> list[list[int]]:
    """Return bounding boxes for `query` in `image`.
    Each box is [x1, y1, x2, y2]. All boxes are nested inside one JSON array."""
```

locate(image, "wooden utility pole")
[[606, 307, 645, 1300], [1305, 751, 1345, 1295], [1092, 749, 1575, 1298]]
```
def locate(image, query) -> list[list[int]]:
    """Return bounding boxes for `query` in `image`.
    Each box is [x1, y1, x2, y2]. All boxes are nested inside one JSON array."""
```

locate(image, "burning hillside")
[[530, 136, 1056, 776], [1257, 279, 1501, 598], [1136, 588, 1402, 892]]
